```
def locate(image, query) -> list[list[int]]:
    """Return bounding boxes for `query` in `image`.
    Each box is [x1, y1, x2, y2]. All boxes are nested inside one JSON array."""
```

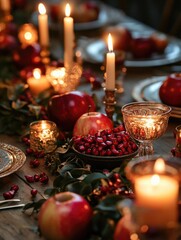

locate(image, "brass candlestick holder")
[[103, 88, 117, 120]]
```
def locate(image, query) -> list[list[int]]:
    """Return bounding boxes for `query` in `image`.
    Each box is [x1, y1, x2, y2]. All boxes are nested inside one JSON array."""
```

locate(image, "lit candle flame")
[[33, 68, 41, 79], [24, 31, 32, 41], [41, 121, 47, 130], [151, 174, 160, 186], [154, 158, 165, 174], [38, 3, 46, 15], [108, 33, 113, 52], [65, 3, 71, 17]]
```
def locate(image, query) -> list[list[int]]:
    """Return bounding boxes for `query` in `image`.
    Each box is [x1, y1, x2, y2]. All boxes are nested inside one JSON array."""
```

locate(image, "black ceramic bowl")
[[72, 145, 139, 170]]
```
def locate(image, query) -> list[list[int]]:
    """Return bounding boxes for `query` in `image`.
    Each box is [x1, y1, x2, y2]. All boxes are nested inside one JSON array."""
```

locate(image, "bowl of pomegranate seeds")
[[72, 126, 139, 169]]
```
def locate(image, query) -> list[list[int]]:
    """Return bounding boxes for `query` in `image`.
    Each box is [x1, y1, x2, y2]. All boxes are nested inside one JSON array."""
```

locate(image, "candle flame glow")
[[108, 33, 113, 52], [41, 121, 47, 130], [65, 3, 71, 17], [33, 68, 41, 79], [24, 32, 32, 41], [38, 3, 46, 15], [154, 158, 165, 173], [151, 174, 160, 186]]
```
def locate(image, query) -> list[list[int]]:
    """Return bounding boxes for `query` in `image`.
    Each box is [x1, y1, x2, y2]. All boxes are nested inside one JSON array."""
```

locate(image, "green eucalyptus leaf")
[[58, 163, 78, 176], [69, 168, 91, 178]]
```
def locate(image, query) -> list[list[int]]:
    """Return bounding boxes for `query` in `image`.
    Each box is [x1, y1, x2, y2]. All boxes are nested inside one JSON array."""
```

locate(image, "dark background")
[[102, 0, 181, 38]]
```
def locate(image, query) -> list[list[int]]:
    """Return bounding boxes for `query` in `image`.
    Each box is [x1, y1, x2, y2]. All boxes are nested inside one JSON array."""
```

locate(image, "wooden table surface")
[[0, 3, 181, 240]]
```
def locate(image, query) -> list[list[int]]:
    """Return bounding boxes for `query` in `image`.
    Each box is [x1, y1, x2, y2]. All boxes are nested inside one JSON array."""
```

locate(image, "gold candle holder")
[[103, 88, 117, 120], [30, 120, 58, 153]]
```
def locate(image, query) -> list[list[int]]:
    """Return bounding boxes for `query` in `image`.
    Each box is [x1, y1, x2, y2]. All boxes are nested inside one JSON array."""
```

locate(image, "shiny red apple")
[[38, 192, 93, 240], [130, 36, 154, 58], [159, 73, 181, 107], [73, 111, 113, 137], [103, 26, 132, 51], [48, 91, 96, 132]]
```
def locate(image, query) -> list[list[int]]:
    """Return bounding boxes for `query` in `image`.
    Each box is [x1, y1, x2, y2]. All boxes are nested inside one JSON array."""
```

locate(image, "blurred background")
[[102, 0, 181, 38]]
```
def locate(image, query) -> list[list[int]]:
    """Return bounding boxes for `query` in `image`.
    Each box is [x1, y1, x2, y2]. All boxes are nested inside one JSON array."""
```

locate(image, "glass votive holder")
[[125, 155, 180, 230], [30, 120, 59, 153]]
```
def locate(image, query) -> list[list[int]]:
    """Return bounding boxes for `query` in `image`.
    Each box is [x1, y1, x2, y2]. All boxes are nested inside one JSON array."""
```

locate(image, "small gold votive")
[[30, 120, 58, 153]]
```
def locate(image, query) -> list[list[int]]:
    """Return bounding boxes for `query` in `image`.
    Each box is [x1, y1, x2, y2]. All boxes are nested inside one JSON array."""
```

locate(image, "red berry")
[[31, 189, 38, 197], [3, 190, 15, 199], [34, 174, 40, 182], [25, 175, 34, 183], [10, 184, 19, 193], [30, 159, 40, 168]]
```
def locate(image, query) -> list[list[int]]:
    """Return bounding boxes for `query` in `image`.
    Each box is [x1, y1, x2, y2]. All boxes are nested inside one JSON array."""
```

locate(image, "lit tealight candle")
[[106, 33, 115, 90], [134, 158, 179, 228], [30, 120, 58, 153], [64, 3, 74, 69], [27, 68, 50, 96], [38, 3, 49, 47]]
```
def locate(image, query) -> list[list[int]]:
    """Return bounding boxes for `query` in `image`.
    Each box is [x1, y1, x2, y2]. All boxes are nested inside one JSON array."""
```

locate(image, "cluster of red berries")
[[90, 172, 134, 203], [74, 126, 138, 156], [3, 184, 19, 199], [25, 172, 49, 184]]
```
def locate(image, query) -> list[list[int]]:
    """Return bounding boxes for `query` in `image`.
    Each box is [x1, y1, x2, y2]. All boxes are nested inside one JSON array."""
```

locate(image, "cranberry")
[[39, 175, 49, 184], [10, 184, 19, 193], [31, 189, 38, 197], [25, 175, 34, 183], [30, 159, 40, 168], [3, 190, 15, 199], [26, 148, 34, 155], [34, 174, 40, 182]]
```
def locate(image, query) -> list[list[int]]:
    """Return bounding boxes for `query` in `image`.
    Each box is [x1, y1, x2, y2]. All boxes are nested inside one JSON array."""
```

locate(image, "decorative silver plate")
[[81, 38, 181, 67], [0, 143, 26, 178], [132, 76, 181, 118]]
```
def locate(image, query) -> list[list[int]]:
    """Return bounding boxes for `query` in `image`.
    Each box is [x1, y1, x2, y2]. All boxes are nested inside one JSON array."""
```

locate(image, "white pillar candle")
[[134, 159, 179, 228], [38, 3, 49, 47], [106, 33, 115, 90], [64, 3, 74, 69], [0, 0, 10, 11], [27, 68, 50, 96]]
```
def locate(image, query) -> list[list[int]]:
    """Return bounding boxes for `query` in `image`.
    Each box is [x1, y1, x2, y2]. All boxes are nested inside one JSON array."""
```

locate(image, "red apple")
[[73, 112, 113, 137], [130, 37, 154, 59], [48, 91, 96, 132], [159, 73, 181, 107], [114, 217, 131, 240], [38, 192, 93, 240], [103, 26, 132, 51]]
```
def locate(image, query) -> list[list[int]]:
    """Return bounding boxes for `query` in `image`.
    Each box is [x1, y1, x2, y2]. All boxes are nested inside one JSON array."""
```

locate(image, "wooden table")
[[0, 3, 181, 240]]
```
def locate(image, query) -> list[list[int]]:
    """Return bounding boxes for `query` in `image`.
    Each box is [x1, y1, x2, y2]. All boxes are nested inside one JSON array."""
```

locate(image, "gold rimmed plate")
[[0, 143, 26, 178], [72, 145, 139, 170]]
